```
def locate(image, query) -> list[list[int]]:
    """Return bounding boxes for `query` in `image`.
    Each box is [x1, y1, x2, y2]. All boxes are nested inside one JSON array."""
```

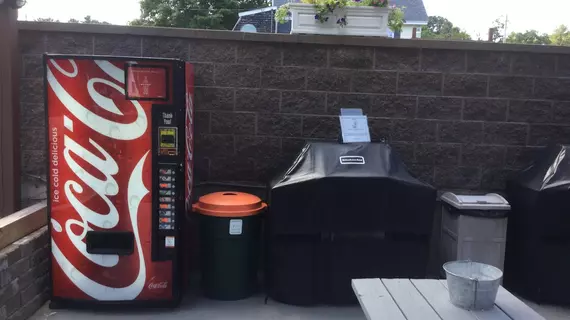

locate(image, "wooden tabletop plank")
[[439, 280, 511, 320], [352, 279, 407, 320], [495, 287, 545, 320], [382, 279, 442, 320], [411, 279, 478, 320]]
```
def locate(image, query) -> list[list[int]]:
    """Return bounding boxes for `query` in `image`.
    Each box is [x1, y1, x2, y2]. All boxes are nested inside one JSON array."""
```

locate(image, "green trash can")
[[192, 191, 266, 300]]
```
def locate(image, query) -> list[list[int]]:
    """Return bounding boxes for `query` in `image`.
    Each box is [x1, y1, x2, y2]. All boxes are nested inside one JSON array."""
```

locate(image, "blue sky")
[[19, 0, 570, 37]]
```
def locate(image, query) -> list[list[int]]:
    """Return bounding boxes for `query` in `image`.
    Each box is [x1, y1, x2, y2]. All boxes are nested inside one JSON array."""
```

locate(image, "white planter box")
[[289, 3, 390, 37]]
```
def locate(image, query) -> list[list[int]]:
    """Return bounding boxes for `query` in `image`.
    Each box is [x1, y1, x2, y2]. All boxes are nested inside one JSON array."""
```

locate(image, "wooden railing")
[[0, 202, 47, 250]]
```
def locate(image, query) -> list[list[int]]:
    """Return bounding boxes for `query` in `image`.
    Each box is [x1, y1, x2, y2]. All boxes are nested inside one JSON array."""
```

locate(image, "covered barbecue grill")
[[505, 144, 570, 305], [265, 142, 437, 305]]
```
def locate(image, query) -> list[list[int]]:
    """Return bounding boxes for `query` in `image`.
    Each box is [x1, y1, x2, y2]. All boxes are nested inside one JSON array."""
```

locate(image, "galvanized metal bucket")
[[443, 260, 503, 310]]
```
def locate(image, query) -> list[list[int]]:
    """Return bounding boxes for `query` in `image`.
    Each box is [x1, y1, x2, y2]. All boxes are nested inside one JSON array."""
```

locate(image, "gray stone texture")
[[21, 55, 43, 78], [94, 35, 142, 56], [281, 91, 326, 115], [435, 166, 481, 189], [0, 227, 48, 320], [189, 40, 236, 63], [558, 54, 570, 76], [142, 37, 189, 59], [398, 72, 442, 96], [261, 67, 306, 90], [489, 76, 534, 99], [484, 123, 529, 145], [511, 53, 556, 76], [415, 143, 460, 165], [369, 95, 416, 119], [194, 63, 215, 87], [352, 71, 397, 94], [466, 51, 510, 74], [302, 116, 340, 139], [19, 32, 46, 55], [235, 89, 280, 113], [417, 97, 462, 120], [237, 43, 281, 65], [195, 134, 235, 157], [214, 64, 261, 88], [508, 100, 552, 123], [211, 112, 256, 135], [439, 121, 484, 144], [330, 47, 374, 69], [421, 49, 466, 72], [257, 114, 302, 137], [376, 48, 420, 71], [506, 146, 543, 168], [443, 74, 488, 97], [194, 87, 234, 111], [307, 69, 351, 92], [462, 145, 506, 166], [327, 93, 370, 115], [534, 78, 570, 101], [463, 99, 508, 122], [392, 119, 437, 142], [283, 44, 327, 67], [46, 33, 93, 54], [368, 118, 392, 141]]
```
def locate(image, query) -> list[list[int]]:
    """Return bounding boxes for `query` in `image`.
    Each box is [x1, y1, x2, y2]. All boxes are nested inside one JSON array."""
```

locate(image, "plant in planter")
[[388, 5, 405, 36], [275, 0, 405, 36]]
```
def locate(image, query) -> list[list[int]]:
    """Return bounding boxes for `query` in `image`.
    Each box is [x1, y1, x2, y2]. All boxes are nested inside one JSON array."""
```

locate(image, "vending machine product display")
[[44, 55, 194, 308]]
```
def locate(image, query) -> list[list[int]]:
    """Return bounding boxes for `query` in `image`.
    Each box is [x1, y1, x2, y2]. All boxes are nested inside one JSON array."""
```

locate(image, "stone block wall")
[[17, 23, 570, 204], [0, 227, 49, 320]]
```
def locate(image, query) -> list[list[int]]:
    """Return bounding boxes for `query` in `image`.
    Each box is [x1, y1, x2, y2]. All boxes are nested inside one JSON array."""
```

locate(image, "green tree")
[[131, 0, 269, 30], [422, 16, 471, 40], [35, 17, 60, 22], [76, 15, 110, 24], [550, 25, 570, 46], [506, 30, 551, 45], [388, 6, 405, 34], [36, 16, 109, 24], [489, 16, 505, 43]]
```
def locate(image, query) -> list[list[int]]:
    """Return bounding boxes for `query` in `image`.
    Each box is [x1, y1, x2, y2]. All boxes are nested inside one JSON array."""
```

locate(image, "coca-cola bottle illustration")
[[45, 55, 194, 308]]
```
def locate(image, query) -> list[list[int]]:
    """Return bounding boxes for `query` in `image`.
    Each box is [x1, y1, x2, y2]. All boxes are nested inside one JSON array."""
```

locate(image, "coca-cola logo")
[[48, 59, 149, 301], [147, 277, 168, 290]]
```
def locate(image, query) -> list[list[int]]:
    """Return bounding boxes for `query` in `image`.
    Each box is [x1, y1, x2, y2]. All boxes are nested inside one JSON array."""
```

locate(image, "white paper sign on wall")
[[339, 115, 371, 143]]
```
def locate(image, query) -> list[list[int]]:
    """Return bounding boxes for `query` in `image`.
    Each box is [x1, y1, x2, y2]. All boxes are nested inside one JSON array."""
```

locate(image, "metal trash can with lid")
[[193, 191, 266, 300], [440, 193, 511, 273]]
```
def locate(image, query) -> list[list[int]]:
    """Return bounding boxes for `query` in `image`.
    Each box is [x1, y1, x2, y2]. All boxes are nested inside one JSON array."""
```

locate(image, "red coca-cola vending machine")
[[44, 54, 194, 308]]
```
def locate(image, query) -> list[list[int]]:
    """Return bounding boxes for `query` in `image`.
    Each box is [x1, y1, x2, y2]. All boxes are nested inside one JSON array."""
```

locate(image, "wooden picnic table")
[[352, 278, 546, 320]]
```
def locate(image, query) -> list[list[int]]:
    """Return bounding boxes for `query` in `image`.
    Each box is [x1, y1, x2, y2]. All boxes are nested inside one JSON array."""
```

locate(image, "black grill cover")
[[266, 142, 436, 305], [269, 142, 437, 234], [505, 144, 570, 305]]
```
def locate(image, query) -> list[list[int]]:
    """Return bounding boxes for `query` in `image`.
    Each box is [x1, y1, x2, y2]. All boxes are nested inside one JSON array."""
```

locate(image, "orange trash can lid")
[[192, 192, 267, 217]]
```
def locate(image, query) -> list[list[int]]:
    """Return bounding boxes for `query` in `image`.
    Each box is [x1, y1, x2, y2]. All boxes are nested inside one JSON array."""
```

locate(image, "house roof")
[[265, 0, 428, 23], [391, 0, 428, 23], [239, 6, 276, 17]]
